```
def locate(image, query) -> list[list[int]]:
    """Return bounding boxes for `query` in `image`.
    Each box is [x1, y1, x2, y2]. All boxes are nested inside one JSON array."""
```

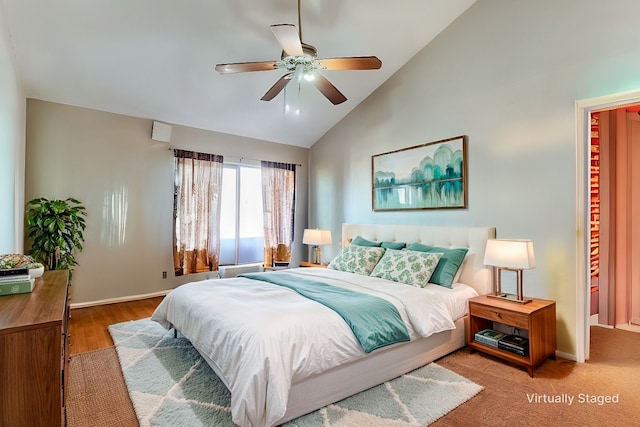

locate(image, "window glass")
[[220, 164, 264, 265]]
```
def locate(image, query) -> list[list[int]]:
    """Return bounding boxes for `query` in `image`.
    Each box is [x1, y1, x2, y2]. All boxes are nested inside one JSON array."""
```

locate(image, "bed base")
[[195, 317, 466, 425], [277, 316, 466, 424]]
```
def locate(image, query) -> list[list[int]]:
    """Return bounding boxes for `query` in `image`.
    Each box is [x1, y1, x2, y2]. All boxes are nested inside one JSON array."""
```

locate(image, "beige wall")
[[308, 0, 640, 358], [0, 6, 25, 254], [25, 100, 308, 304]]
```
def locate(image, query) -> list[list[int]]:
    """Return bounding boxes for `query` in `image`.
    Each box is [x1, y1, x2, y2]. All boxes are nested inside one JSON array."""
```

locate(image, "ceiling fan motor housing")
[[281, 42, 317, 60]]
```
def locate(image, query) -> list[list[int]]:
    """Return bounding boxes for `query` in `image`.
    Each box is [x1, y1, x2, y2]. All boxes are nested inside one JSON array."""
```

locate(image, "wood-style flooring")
[[68, 297, 164, 355], [67, 297, 640, 426]]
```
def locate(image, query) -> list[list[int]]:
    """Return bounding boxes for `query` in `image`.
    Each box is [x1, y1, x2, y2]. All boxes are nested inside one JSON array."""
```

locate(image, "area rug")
[[108, 318, 483, 426], [66, 347, 139, 427]]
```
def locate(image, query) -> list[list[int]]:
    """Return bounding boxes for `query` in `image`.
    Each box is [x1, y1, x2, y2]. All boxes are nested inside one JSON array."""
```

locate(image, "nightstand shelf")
[[467, 294, 556, 377]]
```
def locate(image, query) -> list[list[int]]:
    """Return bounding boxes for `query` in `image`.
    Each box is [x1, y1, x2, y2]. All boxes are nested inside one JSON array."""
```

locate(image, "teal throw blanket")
[[240, 272, 410, 353]]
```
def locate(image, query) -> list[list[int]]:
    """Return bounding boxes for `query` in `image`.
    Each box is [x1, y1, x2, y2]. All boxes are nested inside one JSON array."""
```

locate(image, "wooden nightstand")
[[299, 261, 328, 268], [467, 294, 556, 377]]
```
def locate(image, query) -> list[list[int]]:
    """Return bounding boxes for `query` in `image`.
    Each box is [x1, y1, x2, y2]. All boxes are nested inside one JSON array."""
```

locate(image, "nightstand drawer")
[[470, 303, 529, 329]]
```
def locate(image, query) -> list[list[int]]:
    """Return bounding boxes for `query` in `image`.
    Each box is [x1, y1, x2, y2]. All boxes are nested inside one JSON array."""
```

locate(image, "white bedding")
[[151, 267, 477, 427]]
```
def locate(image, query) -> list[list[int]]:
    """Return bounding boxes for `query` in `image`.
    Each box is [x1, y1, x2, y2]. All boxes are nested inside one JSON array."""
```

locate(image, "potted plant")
[[25, 197, 87, 271]]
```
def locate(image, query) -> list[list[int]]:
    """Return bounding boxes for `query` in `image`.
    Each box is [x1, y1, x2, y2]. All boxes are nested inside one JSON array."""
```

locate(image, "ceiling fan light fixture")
[[276, 55, 324, 72], [284, 78, 301, 117]]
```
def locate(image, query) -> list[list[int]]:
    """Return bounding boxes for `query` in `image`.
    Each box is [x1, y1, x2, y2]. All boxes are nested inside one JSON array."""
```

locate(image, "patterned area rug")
[[109, 319, 483, 426]]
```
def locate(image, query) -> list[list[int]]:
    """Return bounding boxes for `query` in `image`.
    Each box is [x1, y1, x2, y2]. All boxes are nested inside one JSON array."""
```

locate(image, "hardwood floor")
[[68, 297, 164, 355]]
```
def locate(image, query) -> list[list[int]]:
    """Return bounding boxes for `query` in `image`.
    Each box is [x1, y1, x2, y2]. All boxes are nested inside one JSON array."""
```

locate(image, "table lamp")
[[483, 239, 536, 304], [302, 229, 332, 264]]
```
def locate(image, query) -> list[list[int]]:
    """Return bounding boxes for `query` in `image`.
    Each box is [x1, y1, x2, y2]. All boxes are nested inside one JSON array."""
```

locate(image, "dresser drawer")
[[470, 303, 529, 329]]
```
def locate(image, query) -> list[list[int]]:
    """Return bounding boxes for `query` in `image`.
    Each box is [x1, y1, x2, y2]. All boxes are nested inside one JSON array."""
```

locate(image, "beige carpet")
[[432, 326, 640, 427], [67, 326, 640, 427]]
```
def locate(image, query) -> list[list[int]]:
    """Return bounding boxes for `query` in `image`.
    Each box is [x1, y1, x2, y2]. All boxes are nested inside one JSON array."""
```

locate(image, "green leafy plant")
[[25, 197, 87, 270]]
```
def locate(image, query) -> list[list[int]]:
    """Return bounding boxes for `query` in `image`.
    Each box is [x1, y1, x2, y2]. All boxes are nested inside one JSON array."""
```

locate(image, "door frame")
[[576, 88, 640, 362]]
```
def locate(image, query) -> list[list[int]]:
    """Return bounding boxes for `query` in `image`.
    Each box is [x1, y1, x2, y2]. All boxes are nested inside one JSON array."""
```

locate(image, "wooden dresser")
[[0, 270, 70, 427]]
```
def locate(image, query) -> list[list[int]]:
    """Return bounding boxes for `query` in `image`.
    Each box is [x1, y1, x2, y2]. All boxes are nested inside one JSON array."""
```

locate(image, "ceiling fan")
[[214, 0, 382, 105]]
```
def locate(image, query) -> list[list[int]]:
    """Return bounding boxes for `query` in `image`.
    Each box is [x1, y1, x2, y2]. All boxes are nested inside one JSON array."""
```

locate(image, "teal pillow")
[[351, 236, 405, 250], [351, 236, 382, 247], [381, 241, 406, 250], [405, 243, 469, 288]]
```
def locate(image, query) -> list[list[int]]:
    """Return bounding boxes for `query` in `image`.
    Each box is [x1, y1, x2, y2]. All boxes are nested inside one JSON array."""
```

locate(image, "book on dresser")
[[0, 267, 29, 279], [0, 266, 37, 295], [0, 278, 35, 295], [0, 274, 30, 283]]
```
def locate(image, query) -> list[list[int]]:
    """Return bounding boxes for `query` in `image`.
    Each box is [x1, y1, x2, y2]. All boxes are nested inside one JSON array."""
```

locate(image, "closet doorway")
[[577, 89, 640, 362], [589, 105, 640, 331]]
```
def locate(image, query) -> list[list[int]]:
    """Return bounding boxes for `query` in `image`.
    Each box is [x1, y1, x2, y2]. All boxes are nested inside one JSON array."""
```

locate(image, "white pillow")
[[452, 253, 470, 284], [370, 249, 443, 288], [328, 245, 386, 276]]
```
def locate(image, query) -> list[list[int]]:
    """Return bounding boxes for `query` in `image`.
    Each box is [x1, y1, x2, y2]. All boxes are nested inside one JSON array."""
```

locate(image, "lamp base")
[[487, 292, 532, 304]]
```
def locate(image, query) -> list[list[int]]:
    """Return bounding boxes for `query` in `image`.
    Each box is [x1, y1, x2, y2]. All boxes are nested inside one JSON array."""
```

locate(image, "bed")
[[151, 223, 496, 427]]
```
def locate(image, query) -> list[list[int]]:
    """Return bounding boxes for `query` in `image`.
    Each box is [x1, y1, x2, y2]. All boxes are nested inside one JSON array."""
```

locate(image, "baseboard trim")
[[616, 323, 640, 333], [555, 350, 577, 362], [70, 290, 171, 309]]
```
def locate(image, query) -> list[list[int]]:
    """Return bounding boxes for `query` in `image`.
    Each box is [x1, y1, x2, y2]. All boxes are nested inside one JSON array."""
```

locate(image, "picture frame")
[[371, 135, 467, 211]]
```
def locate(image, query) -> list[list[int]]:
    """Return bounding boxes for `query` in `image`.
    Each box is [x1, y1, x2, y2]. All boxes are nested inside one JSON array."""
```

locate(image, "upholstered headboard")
[[341, 223, 496, 296]]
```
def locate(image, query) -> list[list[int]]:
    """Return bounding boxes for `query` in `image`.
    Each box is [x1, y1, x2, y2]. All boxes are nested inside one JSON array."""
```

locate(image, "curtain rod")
[[219, 154, 302, 167], [168, 148, 302, 167]]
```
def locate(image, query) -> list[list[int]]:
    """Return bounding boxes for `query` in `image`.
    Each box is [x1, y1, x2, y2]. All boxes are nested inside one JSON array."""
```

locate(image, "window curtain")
[[261, 161, 296, 267], [173, 149, 223, 275]]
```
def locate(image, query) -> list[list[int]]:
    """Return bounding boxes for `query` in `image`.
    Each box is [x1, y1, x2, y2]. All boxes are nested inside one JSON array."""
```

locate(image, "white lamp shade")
[[483, 239, 536, 269], [302, 229, 332, 246]]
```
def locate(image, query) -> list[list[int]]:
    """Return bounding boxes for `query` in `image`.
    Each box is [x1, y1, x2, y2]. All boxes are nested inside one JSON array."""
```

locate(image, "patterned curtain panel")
[[173, 150, 223, 275], [261, 161, 296, 267]]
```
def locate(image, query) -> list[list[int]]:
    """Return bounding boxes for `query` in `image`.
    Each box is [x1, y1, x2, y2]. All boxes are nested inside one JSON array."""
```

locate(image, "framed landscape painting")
[[372, 135, 467, 211]]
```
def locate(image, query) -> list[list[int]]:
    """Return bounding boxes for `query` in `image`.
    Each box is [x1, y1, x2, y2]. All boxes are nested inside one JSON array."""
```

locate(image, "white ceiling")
[[3, 0, 475, 148]]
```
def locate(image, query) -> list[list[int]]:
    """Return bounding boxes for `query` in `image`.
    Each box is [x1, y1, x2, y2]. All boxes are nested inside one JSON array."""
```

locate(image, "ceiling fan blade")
[[215, 61, 278, 74], [318, 56, 382, 71], [312, 73, 347, 105], [261, 72, 294, 101], [270, 24, 304, 57]]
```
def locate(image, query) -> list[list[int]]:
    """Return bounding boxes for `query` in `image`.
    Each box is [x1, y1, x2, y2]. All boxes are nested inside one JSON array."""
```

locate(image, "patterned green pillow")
[[328, 245, 386, 275], [370, 249, 443, 288]]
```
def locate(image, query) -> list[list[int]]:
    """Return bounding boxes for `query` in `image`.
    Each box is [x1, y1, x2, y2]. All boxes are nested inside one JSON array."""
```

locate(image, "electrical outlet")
[[162, 271, 167, 279]]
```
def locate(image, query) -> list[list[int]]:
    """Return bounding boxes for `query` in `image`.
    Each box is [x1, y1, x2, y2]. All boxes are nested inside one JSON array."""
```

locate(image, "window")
[[173, 150, 296, 274], [219, 164, 264, 265]]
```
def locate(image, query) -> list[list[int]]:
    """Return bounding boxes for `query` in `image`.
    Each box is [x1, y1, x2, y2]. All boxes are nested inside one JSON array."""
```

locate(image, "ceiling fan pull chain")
[[297, 0, 302, 42]]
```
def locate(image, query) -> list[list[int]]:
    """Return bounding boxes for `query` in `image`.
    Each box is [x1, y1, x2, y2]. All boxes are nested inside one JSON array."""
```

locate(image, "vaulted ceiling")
[[3, 0, 476, 147]]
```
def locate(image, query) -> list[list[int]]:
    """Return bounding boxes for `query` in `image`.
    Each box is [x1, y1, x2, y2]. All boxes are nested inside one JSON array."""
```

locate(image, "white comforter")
[[151, 267, 474, 427]]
